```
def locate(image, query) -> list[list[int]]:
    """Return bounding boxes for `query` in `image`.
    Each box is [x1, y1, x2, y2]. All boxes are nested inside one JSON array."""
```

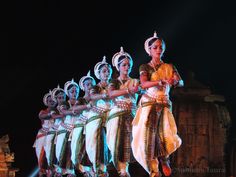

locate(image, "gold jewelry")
[[150, 60, 157, 71], [118, 76, 130, 86]]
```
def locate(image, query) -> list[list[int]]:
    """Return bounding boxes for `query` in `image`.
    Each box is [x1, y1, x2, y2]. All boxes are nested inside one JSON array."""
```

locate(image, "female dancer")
[[70, 71, 96, 176], [132, 32, 183, 177], [86, 56, 112, 177], [54, 79, 80, 177], [106, 47, 139, 177], [42, 85, 66, 176], [33, 90, 56, 177]]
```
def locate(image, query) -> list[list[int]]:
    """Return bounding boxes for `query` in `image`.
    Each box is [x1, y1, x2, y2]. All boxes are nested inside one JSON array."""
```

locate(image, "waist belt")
[[61, 122, 74, 131], [91, 106, 109, 114], [115, 101, 135, 111]]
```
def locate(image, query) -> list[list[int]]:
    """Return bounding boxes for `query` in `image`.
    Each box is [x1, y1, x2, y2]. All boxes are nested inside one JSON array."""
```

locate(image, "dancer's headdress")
[[51, 85, 65, 102], [94, 56, 112, 79], [43, 90, 53, 106], [79, 71, 96, 91], [112, 46, 133, 71], [144, 31, 165, 55], [64, 78, 79, 96]]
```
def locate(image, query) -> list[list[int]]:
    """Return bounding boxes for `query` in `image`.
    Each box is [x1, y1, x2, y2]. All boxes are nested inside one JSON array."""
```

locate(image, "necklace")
[[83, 95, 90, 103], [150, 60, 156, 71], [98, 82, 107, 89], [68, 99, 78, 108], [118, 76, 129, 86], [150, 59, 163, 71]]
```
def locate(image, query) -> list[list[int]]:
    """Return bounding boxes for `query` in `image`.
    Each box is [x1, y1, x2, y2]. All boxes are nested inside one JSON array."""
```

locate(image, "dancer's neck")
[[150, 58, 163, 67], [119, 73, 129, 81]]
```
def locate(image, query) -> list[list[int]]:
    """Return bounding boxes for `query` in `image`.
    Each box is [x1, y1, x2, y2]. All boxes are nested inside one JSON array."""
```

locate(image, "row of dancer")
[[34, 32, 184, 177]]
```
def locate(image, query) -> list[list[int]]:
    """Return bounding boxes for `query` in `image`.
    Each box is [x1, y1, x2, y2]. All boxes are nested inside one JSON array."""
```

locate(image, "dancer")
[[86, 56, 112, 177], [42, 85, 66, 176], [131, 32, 183, 177], [70, 71, 96, 176], [54, 79, 80, 177], [33, 90, 56, 177], [106, 47, 139, 177]]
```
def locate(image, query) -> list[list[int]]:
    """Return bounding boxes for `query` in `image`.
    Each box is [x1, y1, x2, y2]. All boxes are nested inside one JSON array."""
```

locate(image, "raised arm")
[[108, 79, 140, 98], [89, 85, 109, 101], [72, 104, 92, 114], [108, 88, 131, 98], [51, 111, 63, 120], [38, 109, 54, 120], [139, 66, 164, 89], [90, 92, 108, 100], [58, 104, 73, 116], [168, 64, 184, 87]]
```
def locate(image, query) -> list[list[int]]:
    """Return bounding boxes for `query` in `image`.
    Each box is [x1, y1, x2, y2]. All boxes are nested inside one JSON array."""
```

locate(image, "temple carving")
[[171, 71, 231, 177], [0, 135, 18, 177]]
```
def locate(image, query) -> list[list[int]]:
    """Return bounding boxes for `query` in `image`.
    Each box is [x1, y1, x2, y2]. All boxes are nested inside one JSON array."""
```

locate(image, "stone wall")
[[170, 72, 231, 177]]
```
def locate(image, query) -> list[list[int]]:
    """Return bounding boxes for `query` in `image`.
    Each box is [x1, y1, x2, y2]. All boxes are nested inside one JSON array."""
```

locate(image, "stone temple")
[[170, 71, 231, 177], [0, 135, 18, 177]]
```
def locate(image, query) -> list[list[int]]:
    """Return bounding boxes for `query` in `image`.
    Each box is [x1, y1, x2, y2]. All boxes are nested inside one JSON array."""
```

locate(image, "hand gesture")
[[128, 85, 139, 94]]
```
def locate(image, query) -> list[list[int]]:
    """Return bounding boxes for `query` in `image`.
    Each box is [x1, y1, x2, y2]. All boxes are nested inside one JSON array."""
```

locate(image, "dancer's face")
[[119, 58, 131, 75], [56, 92, 65, 105], [83, 79, 94, 92], [68, 86, 79, 99], [47, 96, 56, 108], [150, 39, 163, 59], [99, 65, 111, 81]]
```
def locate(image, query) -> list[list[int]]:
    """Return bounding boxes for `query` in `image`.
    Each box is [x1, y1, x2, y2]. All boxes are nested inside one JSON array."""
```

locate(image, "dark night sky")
[[4, 0, 236, 176]]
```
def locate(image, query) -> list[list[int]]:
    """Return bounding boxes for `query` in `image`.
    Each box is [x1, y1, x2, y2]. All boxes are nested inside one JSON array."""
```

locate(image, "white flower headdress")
[[94, 56, 111, 79], [64, 78, 79, 96], [51, 85, 65, 102], [144, 31, 165, 55], [79, 71, 96, 91], [112, 46, 133, 71], [43, 90, 53, 106]]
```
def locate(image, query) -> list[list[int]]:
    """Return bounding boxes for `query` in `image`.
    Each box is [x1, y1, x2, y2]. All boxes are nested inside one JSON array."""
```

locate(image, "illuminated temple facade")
[[170, 72, 231, 177]]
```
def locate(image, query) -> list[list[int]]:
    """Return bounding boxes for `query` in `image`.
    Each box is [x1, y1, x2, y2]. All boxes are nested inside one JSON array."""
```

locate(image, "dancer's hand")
[[161, 79, 169, 85], [128, 85, 139, 94], [156, 80, 166, 87]]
